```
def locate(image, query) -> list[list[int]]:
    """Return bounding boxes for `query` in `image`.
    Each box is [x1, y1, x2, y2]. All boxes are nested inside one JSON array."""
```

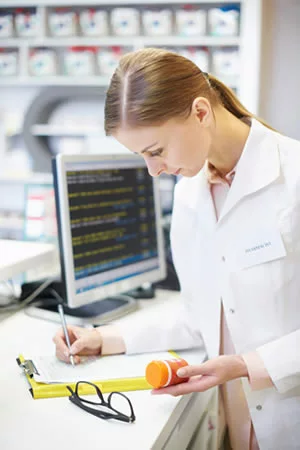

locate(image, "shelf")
[[0, 172, 53, 184], [0, 39, 23, 47], [0, 76, 111, 85], [1, 36, 240, 48], [140, 36, 240, 47], [0, 0, 262, 152], [31, 124, 103, 136], [0, 0, 242, 7]]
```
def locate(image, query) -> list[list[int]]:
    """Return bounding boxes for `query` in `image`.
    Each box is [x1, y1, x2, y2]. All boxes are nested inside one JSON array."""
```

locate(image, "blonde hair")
[[105, 48, 274, 135]]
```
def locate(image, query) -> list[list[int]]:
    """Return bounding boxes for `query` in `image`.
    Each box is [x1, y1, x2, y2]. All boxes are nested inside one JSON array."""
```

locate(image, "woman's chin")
[[181, 168, 202, 178]]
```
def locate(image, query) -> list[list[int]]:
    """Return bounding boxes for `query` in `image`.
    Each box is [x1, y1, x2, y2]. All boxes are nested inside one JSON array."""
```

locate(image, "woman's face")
[[114, 99, 213, 178]]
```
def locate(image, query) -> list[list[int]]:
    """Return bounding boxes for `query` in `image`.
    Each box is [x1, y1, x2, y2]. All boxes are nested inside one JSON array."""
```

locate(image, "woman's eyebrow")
[[141, 143, 158, 153]]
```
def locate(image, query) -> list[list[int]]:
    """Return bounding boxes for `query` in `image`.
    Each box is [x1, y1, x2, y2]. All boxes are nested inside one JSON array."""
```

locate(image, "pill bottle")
[[145, 358, 189, 389]]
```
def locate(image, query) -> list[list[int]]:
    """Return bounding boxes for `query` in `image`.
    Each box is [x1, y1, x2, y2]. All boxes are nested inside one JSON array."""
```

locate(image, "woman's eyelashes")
[[148, 148, 164, 157]]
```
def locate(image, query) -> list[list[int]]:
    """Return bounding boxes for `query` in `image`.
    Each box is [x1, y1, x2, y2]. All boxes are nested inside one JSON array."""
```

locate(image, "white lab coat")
[[120, 119, 300, 449]]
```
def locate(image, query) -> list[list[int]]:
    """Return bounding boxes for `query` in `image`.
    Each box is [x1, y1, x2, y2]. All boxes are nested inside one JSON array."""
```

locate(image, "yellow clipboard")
[[16, 354, 151, 399], [16, 351, 179, 400]]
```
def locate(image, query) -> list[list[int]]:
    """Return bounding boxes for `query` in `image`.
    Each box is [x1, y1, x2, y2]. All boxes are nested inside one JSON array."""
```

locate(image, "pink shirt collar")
[[205, 160, 236, 187]]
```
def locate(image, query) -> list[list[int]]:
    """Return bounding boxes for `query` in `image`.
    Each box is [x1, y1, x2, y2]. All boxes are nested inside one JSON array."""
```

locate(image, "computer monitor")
[[51, 153, 166, 323]]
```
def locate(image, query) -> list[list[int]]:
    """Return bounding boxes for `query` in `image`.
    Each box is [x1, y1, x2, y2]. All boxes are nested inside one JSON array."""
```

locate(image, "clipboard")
[[16, 351, 178, 400]]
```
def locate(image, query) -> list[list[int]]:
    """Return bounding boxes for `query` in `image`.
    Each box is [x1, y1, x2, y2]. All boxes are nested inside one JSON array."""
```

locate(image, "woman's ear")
[[191, 97, 211, 126]]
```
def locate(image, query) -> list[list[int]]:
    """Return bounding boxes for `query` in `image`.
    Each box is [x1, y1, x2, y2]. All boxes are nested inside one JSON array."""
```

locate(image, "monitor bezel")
[[53, 153, 166, 308]]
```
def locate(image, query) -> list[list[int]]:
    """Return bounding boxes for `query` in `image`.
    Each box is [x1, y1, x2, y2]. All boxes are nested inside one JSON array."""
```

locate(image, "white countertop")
[[0, 291, 208, 450], [0, 239, 55, 281]]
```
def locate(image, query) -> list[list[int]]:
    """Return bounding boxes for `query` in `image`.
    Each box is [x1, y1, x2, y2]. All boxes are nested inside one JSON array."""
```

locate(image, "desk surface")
[[0, 239, 55, 281], [0, 290, 207, 450]]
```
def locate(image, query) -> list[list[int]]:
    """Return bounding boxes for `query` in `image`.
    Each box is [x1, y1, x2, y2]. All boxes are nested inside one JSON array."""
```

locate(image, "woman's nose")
[[146, 158, 165, 177]]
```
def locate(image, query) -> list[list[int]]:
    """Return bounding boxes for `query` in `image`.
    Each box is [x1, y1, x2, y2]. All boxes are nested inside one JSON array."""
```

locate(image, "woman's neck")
[[207, 107, 251, 176]]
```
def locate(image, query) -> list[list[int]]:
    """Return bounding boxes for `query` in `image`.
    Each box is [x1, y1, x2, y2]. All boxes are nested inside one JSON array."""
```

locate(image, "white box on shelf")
[[110, 8, 140, 36], [79, 8, 109, 36], [212, 48, 240, 85], [97, 47, 123, 76], [48, 9, 77, 37], [175, 8, 206, 36], [24, 184, 57, 241], [180, 47, 209, 72], [0, 51, 18, 76], [208, 7, 239, 37], [0, 13, 14, 38], [15, 11, 39, 38], [142, 9, 173, 36], [29, 49, 57, 76], [64, 48, 96, 76]]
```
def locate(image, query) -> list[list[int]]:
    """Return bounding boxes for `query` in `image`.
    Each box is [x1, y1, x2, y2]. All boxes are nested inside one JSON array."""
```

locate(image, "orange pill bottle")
[[145, 358, 189, 389]]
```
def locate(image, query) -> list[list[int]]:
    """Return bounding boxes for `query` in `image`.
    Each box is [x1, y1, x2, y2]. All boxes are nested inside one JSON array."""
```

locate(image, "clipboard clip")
[[17, 357, 40, 378]]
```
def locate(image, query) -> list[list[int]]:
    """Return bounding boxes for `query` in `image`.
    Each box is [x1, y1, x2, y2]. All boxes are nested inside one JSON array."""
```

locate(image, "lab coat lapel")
[[195, 171, 221, 357], [217, 120, 281, 224]]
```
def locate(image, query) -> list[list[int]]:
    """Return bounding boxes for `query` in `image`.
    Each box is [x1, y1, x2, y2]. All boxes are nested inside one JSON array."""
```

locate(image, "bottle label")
[[161, 358, 188, 387]]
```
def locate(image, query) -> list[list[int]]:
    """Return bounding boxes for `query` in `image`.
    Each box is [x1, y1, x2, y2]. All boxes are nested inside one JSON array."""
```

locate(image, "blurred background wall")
[[260, 0, 300, 139]]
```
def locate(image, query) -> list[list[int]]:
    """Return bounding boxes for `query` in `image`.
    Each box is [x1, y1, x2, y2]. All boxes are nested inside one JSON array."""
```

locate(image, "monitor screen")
[[52, 153, 166, 309]]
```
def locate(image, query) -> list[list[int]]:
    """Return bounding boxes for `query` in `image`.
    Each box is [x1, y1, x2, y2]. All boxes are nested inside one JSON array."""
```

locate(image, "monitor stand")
[[25, 295, 138, 327]]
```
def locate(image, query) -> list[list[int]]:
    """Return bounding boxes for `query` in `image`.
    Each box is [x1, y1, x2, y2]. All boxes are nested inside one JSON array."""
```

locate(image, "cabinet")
[[162, 387, 218, 450], [0, 0, 262, 172], [0, 0, 262, 112]]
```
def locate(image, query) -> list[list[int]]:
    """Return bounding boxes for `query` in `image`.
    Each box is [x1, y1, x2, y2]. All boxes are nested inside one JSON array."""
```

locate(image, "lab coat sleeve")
[[256, 329, 300, 394], [117, 298, 204, 355], [117, 177, 205, 355]]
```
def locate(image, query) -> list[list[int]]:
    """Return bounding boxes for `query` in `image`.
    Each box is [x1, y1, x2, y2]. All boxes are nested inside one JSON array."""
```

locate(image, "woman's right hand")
[[53, 325, 103, 364]]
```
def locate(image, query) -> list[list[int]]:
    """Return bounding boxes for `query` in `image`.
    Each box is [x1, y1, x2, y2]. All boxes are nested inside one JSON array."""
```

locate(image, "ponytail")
[[207, 74, 277, 131]]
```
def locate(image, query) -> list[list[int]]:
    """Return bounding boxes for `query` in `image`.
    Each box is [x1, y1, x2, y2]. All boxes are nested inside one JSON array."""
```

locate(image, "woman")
[[53, 49, 300, 449]]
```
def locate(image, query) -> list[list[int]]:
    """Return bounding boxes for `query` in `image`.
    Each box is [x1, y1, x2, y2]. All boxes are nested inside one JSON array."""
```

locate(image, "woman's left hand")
[[151, 355, 248, 396]]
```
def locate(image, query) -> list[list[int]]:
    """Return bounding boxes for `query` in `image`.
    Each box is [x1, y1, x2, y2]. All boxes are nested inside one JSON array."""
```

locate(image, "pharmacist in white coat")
[[167, 117, 300, 450], [53, 49, 300, 450]]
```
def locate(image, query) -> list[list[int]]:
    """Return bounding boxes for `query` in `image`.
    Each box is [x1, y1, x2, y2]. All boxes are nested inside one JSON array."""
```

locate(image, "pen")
[[58, 304, 75, 367]]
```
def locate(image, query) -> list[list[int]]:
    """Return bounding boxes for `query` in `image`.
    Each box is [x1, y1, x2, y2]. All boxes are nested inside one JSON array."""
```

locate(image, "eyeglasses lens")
[[109, 392, 132, 417]]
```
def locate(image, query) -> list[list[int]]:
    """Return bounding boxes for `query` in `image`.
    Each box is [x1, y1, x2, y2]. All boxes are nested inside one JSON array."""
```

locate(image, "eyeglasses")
[[66, 381, 136, 423]]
